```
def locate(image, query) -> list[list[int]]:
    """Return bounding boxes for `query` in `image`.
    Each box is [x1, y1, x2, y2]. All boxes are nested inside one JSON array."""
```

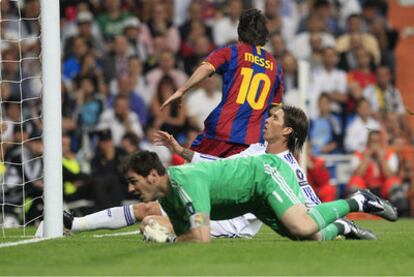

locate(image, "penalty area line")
[[0, 237, 52, 248], [92, 230, 140, 238]]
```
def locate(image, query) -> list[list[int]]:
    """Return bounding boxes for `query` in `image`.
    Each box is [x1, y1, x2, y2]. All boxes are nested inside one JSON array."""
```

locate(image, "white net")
[[1, 0, 43, 237]]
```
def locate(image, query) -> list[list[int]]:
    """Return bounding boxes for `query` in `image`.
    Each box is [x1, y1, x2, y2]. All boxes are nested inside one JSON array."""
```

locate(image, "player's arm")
[[160, 63, 215, 110], [175, 213, 211, 243], [154, 130, 221, 162]]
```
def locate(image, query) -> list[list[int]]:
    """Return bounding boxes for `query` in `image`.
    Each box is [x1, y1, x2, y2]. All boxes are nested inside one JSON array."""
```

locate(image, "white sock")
[[71, 205, 137, 232]]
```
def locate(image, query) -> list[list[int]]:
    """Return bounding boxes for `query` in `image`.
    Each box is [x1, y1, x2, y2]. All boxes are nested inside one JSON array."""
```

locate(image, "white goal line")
[[92, 230, 140, 238], [0, 237, 52, 249]]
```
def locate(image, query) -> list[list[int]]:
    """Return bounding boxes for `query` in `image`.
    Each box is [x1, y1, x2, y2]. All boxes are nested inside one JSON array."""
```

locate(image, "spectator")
[[182, 35, 214, 75], [308, 47, 347, 120], [337, 32, 365, 71], [62, 134, 92, 204], [77, 51, 105, 90], [150, 75, 188, 138], [96, 0, 131, 40], [348, 130, 408, 214], [344, 98, 381, 153], [97, 95, 144, 146], [264, 0, 297, 43], [75, 76, 104, 131], [120, 132, 141, 154], [266, 32, 287, 61], [108, 74, 148, 126], [212, 0, 243, 46], [288, 13, 336, 60], [144, 2, 180, 53], [186, 75, 221, 130], [309, 93, 342, 155], [145, 49, 187, 99], [361, 1, 398, 71], [101, 35, 131, 83], [336, 14, 381, 65], [363, 65, 405, 120], [125, 56, 150, 107], [63, 36, 89, 81], [280, 52, 299, 105], [305, 32, 325, 69], [63, 11, 106, 59], [179, 1, 213, 44], [122, 17, 152, 62], [347, 47, 376, 90], [313, 0, 341, 36], [90, 129, 127, 210]]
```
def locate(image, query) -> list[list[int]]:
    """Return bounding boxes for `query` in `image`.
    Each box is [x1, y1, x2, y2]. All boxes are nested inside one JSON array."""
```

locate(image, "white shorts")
[[160, 207, 262, 238]]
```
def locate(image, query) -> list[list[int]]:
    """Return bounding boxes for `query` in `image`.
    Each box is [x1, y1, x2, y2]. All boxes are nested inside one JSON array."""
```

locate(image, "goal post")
[[40, 0, 63, 238]]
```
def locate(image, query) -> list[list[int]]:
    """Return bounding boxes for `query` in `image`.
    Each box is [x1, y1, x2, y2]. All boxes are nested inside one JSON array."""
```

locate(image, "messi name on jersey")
[[244, 52, 274, 70]]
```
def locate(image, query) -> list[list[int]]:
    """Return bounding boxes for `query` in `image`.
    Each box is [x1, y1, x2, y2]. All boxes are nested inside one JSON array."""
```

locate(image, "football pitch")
[[1, 219, 414, 276]]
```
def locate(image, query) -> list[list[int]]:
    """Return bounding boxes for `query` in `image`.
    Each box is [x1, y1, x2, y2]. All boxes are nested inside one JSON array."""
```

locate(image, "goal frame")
[[40, 0, 63, 238]]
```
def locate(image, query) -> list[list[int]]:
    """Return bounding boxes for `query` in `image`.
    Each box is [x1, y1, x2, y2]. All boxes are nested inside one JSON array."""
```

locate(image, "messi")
[[244, 53, 274, 70]]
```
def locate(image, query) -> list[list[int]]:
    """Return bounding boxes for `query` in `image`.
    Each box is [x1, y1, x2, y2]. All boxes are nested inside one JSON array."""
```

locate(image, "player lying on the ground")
[[125, 105, 397, 242], [60, 105, 376, 241]]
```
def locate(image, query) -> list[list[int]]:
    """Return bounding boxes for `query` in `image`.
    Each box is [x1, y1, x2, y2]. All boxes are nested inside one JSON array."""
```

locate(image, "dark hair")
[[281, 105, 308, 155], [237, 9, 268, 46], [122, 151, 166, 177], [122, 132, 140, 146]]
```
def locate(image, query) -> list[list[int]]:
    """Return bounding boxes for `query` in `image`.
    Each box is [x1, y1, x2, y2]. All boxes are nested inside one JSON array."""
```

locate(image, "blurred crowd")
[[0, 0, 413, 223]]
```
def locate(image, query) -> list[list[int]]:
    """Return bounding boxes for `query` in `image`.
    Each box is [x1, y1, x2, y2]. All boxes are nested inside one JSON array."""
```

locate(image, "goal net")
[[0, 0, 62, 239]]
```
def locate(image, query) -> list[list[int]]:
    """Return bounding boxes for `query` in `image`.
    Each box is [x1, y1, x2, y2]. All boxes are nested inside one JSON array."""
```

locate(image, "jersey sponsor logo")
[[272, 191, 283, 203], [244, 52, 274, 70]]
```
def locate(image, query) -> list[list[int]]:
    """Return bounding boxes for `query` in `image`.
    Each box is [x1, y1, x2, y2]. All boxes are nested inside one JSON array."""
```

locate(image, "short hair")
[[237, 9, 268, 46], [122, 132, 140, 146], [122, 151, 166, 177], [281, 105, 309, 155]]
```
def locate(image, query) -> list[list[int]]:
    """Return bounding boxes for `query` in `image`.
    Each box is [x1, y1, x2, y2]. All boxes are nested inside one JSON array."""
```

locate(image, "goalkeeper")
[[61, 105, 375, 241], [125, 105, 397, 242]]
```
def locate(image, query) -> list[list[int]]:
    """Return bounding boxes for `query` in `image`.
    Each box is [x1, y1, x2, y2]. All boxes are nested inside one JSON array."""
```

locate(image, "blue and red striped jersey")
[[201, 42, 284, 145]]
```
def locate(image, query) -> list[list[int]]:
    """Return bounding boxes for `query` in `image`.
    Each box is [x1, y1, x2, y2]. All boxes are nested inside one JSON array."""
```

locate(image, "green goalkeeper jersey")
[[160, 154, 305, 236]]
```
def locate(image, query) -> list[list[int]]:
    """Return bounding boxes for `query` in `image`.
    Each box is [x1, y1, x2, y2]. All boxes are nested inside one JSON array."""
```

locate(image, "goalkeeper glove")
[[143, 219, 176, 243]]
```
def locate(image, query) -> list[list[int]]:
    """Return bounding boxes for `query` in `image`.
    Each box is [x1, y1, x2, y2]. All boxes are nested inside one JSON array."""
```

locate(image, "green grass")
[[1, 220, 414, 276]]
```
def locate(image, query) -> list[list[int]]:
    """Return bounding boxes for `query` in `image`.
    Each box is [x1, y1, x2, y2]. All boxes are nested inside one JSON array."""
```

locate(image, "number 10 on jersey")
[[236, 67, 271, 110]]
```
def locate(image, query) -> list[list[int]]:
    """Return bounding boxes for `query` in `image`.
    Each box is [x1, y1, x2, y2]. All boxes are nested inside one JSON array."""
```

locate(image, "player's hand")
[[160, 89, 185, 111], [154, 130, 183, 154]]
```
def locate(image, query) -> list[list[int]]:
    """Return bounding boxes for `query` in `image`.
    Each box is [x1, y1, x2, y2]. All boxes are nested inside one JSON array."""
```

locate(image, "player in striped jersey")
[[160, 8, 283, 158]]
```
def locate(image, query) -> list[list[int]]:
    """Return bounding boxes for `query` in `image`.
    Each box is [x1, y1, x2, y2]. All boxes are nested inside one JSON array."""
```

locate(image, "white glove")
[[143, 219, 176, 243]]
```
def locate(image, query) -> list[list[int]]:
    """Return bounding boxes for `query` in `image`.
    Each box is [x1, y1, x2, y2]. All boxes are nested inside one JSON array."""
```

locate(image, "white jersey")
[[190, 143, 322, 238]]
